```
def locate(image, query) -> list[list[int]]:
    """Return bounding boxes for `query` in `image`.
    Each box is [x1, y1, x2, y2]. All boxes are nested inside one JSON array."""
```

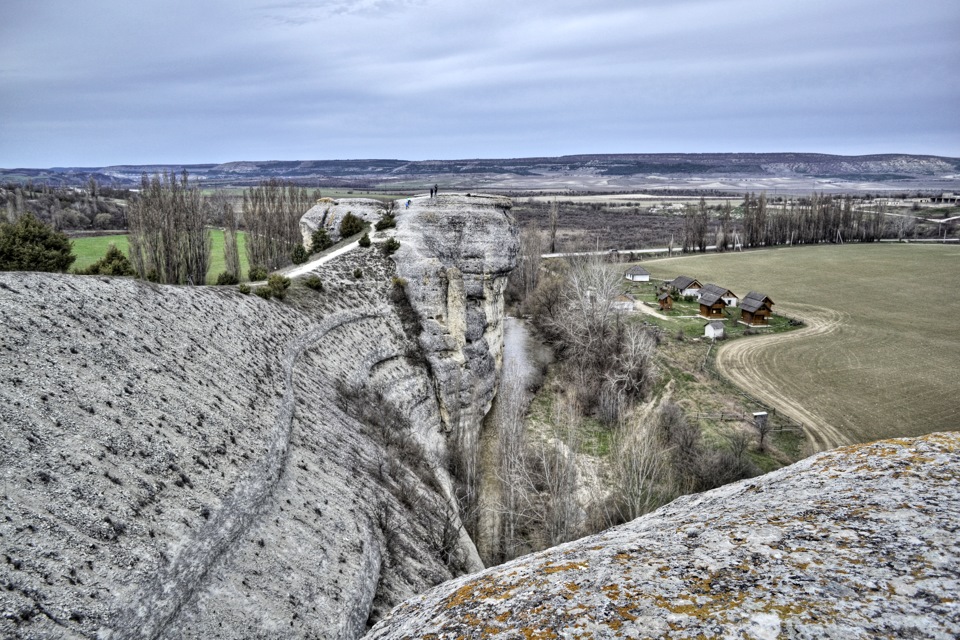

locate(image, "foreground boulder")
[[366, 432, 960, 639]]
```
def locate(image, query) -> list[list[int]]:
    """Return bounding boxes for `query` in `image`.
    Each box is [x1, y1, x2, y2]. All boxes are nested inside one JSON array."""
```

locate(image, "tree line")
[[126, 173, 318, 284], [682, 193, 887, 252]]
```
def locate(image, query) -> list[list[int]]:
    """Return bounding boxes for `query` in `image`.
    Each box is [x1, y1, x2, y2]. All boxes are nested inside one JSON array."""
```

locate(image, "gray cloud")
[[1, 0, 957, 166]]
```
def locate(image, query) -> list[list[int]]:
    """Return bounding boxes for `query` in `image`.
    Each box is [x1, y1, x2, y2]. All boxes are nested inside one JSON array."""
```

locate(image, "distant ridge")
[[2, 153, 958, 191]]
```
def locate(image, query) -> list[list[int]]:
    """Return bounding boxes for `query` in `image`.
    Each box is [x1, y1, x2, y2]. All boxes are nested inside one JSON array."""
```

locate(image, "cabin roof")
[[740, 291, 774, 313], [657, 292, 671, 301], [699, 291, 726, 306], [671, 275, 701, 290], [700, 283, 737, 299], [626, 265, 650, 276], [707, 321, 724, 329]]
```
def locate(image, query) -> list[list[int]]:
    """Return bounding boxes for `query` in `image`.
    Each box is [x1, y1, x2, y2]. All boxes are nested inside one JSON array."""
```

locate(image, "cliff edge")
[[0, 194, 517, 639], [366, 432, 960, 639]]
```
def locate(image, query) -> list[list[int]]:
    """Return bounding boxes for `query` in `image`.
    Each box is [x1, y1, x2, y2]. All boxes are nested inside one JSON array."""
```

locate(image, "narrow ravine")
[[107, 308, 382, 640]]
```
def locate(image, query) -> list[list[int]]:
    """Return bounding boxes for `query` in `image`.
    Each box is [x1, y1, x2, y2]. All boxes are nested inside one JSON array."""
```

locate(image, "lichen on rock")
[[365, 432, 960, 639]]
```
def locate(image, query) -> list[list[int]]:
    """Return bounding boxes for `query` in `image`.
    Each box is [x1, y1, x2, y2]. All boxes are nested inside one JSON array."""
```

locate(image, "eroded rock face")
[[392, 193, 518, 451], [299, 198, 387, 245], [366, 433, 960, 639], [0, 252, 473, 639]]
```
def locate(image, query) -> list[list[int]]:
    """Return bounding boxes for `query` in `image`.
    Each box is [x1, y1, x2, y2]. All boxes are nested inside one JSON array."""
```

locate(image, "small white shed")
[[625, 265, 650, 282], [705, 321, 725, 339]]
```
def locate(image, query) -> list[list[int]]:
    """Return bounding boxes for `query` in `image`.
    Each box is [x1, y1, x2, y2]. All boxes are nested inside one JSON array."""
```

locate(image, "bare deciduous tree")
[[127, 171, 210, 284], [548, 198, 559, 254], [243, 180, 312, 272], [212, 190, 241, 279]]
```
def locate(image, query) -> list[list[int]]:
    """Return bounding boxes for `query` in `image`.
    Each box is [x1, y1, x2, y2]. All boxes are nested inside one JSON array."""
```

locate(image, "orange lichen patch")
[[602, 583, 622, 600], [442, 575, 519, 609], [565, 582, 580, 592], [520, 627, 559, 640], [496, 611, 512, 623], [543, 561, 588, 574], [613, 552, 634, 564]]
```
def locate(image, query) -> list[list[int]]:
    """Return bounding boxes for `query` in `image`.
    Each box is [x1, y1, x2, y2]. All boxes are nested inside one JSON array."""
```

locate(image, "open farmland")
[[641, 244, 960, 448]]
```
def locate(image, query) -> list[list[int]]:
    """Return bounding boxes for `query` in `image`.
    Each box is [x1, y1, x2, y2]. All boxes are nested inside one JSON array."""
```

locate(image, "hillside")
[[2, 153, 958, 192], [0, 195, 518, 638], [366, 432, 960, 639]]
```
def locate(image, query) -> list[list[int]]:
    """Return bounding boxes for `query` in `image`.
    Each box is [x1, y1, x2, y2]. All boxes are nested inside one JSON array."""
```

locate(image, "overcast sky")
[[1, 0, 958, 167]]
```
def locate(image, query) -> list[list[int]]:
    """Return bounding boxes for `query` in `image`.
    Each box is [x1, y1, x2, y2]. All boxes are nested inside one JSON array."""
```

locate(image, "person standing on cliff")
[[434, 184, 439, 197]]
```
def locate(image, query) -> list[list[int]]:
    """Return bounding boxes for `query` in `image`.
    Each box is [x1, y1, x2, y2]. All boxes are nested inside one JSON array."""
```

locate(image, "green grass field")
[[640, 243, 960, 444], [71, 231, 250, 284]]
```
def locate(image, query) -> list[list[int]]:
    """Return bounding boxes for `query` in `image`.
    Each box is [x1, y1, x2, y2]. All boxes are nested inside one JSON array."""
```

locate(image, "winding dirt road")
[[714, 304, 852, 452]]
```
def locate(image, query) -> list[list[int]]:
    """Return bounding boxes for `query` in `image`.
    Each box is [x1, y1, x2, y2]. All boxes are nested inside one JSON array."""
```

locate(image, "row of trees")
[[128, 172, 210, 285], [682, 193, 888, 252], [126, 173, 317, 284]]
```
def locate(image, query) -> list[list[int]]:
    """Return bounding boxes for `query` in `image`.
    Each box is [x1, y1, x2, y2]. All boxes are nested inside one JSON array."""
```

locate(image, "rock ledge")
[[366, 432, 960, 639]]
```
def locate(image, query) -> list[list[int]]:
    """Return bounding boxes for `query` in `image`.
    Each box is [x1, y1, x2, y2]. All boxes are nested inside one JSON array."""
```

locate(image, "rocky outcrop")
[[392, 193, 518, 449], [299, 198, 387, 245], [0, 192, 519, 639], [366, 432, 960, 639]]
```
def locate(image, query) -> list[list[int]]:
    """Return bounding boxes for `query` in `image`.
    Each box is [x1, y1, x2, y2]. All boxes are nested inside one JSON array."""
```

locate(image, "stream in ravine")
[[475, 317, 553, 565]]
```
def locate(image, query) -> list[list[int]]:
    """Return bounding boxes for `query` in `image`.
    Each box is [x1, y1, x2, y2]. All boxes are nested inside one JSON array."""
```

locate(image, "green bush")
[[0, 213, 75, 272], [383, 237, 401, 255], [358, 232, 371, 248], [311, 228, 332, 253], [77, 243, 135, 276], [216, 271, 239, 285], [375, 215, 396, 231], [238, 283, 251, 294], [353, 268, 363, 279], [303, 275, 323, 291], [291, 244, 309, 265], [253, 286, 273, 300], [248, 265, 268, 281], [339, 213, 365, 238], [267, 274, 291, 300]]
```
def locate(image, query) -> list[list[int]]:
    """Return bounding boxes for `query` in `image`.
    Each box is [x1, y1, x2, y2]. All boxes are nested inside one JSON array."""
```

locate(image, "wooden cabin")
[[669, 275, 703, 298], [698, 290, 727, 318], [740, 291, 775, 325], [625, 265, 650, 282], [699, 283, 739, 307], [658, 292, 673, 311], [705, 321, 725, 339]]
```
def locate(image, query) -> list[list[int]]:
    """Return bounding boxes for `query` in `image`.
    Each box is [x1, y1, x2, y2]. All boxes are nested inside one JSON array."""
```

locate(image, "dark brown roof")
[[671, 275, 701, 290], [700, 283, 737, 299], [740, 291, 773, 314], [699, 291, 726, 307]]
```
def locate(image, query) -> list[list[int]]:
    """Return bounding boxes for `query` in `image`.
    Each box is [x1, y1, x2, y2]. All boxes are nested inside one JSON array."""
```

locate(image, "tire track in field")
[[714, 304, 852, 452], [106, 308, 383, 640]]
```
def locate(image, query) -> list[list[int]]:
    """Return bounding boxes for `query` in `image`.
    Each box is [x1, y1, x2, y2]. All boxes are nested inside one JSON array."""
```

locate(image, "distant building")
[[705, 321, 725, 339], [612, 293, 637, 312], [740, 291, 775, 326], [658, 292, 673, 311], [931, 193, 959, 204], [669, 275, 703, 298], [625, 265, 650, 282]]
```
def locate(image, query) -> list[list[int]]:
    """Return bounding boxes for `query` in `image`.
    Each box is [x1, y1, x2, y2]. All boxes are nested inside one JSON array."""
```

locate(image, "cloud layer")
[[1, 0, 957, 166]]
